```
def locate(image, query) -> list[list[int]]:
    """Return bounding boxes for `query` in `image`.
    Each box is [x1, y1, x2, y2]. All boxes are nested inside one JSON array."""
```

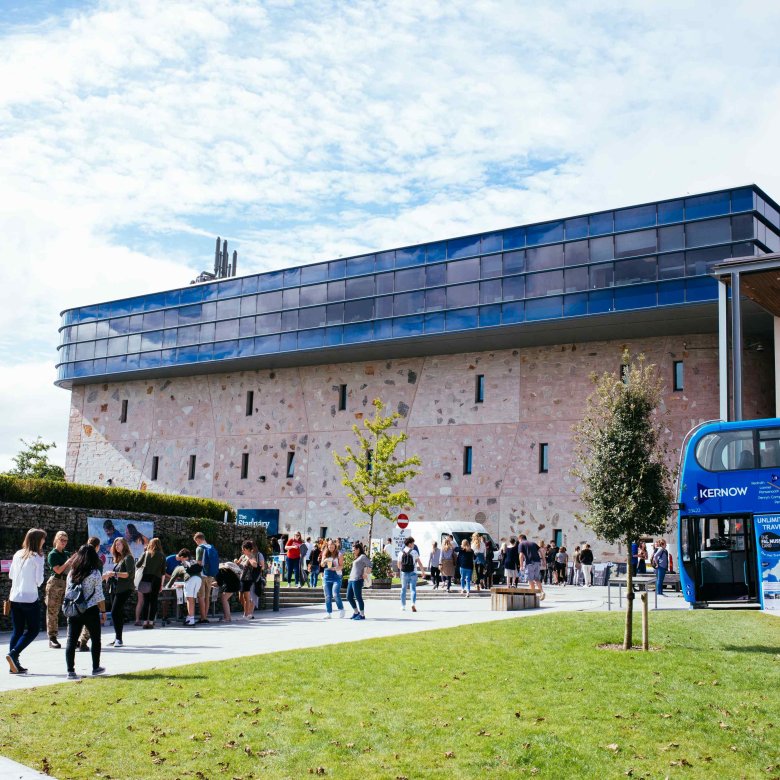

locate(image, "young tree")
[[333, 398, 421, 548], [5, 437, 66, 481], [572, 352, 676, 650]]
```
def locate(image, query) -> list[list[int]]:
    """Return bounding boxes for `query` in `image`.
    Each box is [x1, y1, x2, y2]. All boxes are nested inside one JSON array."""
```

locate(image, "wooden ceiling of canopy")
[[741, 270, 780, 317]]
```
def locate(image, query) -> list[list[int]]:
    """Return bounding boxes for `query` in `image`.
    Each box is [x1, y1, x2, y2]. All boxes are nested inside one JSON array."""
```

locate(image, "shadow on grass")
[[106, 672, 208, 680], [723, 644, 780, 655]]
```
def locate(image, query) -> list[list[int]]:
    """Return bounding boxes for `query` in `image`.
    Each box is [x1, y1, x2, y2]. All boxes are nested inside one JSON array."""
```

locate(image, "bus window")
[[694, 430, 755, 471], [758, 428, 780, 468]]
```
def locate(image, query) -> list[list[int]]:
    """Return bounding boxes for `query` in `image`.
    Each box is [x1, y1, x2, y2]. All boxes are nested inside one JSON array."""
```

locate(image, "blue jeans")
[[400, 571, 417, 606], [323, 572, 343, 613], [460, 567, 473, 592], [346, 580, 364, 613], [286, 558, 301, 586], [9, 600, 41, 661], [309, 566, 320, 588], [655, 566, 667, 595]]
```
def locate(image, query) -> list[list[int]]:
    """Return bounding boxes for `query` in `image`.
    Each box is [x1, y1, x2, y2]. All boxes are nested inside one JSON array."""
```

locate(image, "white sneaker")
[[338, 609, 346, 619], [114, 639, 123, 648], [401, 606, 406, 611], [323, 613, 332, 619]]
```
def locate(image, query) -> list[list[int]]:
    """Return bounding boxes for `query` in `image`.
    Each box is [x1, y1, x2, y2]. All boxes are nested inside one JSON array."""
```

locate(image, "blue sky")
[[1, 0, 779, 469]]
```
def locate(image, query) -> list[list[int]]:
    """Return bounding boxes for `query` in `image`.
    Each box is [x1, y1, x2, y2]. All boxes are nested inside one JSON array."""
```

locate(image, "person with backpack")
[[518, 534, 546, 600], [580, 543, 594, 587], [167, 549, 203, 626], [7, 528, 46, 674], [546, 542, 559, 584], [440, 537, 456, 592], [502, 537, 520, 587], [652, 539, 670, 596], [103, 537, 135, 648], [193, 532, 219, 623], [135, 537, 166, 629], [397, 537, 425, 612], [64, 544, 107, 679]]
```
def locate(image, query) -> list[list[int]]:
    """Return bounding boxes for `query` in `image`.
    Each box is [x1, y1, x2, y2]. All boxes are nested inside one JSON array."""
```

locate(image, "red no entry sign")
[[397, 513, 409, 529]]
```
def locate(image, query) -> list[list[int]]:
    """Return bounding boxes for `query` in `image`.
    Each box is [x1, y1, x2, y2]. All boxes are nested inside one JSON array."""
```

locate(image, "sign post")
[[754, 514, 780, 611], [392, 513, 410, 564]]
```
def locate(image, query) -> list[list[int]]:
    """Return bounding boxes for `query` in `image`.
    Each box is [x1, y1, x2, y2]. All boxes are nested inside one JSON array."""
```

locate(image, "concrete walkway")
[[0, 585, 686, 694]]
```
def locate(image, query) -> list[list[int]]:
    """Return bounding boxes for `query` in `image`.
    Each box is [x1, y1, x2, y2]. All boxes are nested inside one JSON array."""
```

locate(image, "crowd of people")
[[5, 525, 674, 678]]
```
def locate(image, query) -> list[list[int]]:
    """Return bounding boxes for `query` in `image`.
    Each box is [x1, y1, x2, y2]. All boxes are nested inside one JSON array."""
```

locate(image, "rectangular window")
[[241, 452, 249, 480], [463, 445, 473, 475], [673, 360, 684, 391], [338, 384, 347, 411], [188, 454, 196, 481], [475, 374, 485, 403], [120, 399, 128, 423], [539, 443, 549, 473], [245, 390, 254, 416], [553, 529, 563, 547], [151, 456, 159, 482], [286, 451, 295, 478]]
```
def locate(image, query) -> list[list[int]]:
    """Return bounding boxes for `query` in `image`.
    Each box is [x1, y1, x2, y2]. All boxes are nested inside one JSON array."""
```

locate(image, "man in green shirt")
[[45, 530, 72, 648]]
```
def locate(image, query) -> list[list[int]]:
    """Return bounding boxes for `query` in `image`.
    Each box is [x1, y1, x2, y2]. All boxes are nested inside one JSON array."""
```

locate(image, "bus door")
[[688, 515, 757, 602]]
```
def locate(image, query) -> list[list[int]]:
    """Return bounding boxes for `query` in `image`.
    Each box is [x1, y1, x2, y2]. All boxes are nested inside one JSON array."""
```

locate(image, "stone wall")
[[0, 501, 251, 630], [63, 333, 774, 558]]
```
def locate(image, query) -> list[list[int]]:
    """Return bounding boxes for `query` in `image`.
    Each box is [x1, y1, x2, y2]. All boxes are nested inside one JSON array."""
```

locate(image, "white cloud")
[[0, 0, 779, 466]]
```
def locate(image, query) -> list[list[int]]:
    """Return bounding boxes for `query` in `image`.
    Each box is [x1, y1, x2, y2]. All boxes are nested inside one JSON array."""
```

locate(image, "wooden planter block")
[[490, 587, 540, 611]]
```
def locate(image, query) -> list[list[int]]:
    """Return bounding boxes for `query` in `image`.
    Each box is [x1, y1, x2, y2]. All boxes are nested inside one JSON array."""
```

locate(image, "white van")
[[401, 521, 500, 574]]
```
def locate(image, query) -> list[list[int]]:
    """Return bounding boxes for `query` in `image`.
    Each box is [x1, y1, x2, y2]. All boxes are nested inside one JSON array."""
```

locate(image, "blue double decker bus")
[[677, 417, 780, 607]]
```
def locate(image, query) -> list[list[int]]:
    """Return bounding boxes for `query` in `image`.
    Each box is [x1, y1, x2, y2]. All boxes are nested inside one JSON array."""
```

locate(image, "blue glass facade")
[[56, 185, 780, 386]]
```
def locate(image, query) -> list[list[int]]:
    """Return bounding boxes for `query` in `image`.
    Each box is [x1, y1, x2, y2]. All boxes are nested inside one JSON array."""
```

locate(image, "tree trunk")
[[641, 591, 649, 651], [623, 539, 634, 650], [367, 513, 375, 552]]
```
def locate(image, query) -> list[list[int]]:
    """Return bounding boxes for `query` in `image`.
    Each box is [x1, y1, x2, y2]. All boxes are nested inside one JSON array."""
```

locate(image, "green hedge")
[[0, 475, 235, 523]]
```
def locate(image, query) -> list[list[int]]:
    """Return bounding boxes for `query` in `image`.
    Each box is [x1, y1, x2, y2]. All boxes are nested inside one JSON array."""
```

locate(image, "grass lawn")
[[0, 611, 778, 779]]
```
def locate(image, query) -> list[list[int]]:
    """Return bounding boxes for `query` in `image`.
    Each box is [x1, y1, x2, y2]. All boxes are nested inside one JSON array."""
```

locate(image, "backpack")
[[400, 550, 415, 573], [200, 544, 219, 577], [62, 581, 90, 618], [184, 560, 204, 578]]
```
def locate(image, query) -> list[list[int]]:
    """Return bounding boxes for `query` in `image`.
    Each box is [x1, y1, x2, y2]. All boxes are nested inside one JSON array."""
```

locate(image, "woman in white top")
[[7, 528, 47, 674]]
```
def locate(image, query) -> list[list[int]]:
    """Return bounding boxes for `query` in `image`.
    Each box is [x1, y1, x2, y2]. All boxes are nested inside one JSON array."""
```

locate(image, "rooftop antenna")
[[191, 237, 239, 284]]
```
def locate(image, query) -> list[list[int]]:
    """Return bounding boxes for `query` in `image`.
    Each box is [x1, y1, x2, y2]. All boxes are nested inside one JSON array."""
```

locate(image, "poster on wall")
[[236, 509, 279, 536], [754, 514, 780, 611], [87, 517, 154, 566]]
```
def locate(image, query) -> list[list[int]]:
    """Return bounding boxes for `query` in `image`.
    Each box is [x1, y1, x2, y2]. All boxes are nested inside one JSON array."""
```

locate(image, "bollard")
[[273, 571, 280, 612]]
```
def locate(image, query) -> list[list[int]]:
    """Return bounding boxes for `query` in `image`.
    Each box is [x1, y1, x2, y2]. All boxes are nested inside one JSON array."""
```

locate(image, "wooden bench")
[[490, 587, 540, 611]]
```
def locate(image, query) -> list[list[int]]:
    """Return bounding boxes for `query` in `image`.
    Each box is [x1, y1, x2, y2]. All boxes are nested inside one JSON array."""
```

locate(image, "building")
[[57, 185, 780, 555]]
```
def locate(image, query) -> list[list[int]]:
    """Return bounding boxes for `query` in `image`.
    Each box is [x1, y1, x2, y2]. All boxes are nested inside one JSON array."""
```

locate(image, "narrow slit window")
[[151, 456, 159, 482], [286, 451, 295, 478], [620, 364, 629, 384], [366, 448, 373, 473], [673, 360, 684, 391], [463, 445, 473, 475], [475, 374, 485, 404], [241, 452, 249, 480], [338, 384, 347, 411], [245, 390, 254, 416], [120, 399, 128, 423], [188, 454, 196, 480], [539, 443, 549, 474]]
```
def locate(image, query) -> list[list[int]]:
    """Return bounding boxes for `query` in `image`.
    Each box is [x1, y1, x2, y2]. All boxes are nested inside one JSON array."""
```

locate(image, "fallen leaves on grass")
[[444, 751, 455, 759], [606, 744, 620, 752]]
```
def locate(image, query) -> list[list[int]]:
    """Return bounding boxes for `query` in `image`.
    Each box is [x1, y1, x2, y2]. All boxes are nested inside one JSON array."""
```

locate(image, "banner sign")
[[236, 509, 279, 536], [754, 513, 780, 611], [87, 517, 154, 566]]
